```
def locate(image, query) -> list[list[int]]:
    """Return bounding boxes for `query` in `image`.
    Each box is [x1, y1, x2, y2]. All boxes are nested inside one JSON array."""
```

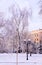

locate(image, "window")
[[37, 38, 38, 41], [36, 34, 38, 36]]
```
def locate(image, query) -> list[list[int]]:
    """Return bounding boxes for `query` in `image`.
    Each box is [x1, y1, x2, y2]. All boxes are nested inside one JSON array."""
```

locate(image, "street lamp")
[[26, 41, 28, 60], [26, 39, 31, 60], [24, 39, 31, 60]]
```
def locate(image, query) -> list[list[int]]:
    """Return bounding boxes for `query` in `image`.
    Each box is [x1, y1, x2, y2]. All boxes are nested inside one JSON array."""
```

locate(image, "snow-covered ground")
[[0, 53, 42, 65]]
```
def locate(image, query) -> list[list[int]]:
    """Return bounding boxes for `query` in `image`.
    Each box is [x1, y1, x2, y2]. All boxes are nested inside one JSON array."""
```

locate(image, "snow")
[[0, 53, 42, 65]]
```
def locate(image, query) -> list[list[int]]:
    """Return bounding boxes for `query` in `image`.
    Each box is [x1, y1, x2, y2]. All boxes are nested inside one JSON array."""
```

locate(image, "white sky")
[[0, 0, 42, 31]]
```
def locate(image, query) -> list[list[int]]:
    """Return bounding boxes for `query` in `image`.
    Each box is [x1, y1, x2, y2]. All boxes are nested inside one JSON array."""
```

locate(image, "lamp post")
[[26, 39, 31, 60], [26, 41, 28, 60], [24, 39, 31, 60]]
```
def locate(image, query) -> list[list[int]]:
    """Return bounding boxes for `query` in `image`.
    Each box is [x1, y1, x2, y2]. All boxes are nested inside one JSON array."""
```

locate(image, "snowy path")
[[0, 53, 42, 65]]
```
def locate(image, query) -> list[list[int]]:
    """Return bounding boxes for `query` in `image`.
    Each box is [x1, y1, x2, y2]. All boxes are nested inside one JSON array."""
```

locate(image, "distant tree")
[[0, 34, 6, 53], [0, 12, 5, 27], [4, 19, 16, 53]]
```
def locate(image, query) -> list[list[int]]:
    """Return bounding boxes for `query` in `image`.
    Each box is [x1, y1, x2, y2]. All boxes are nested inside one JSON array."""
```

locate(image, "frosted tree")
[[9, 3, 33, 53], [0, 12, 6, 53], [38, 0, 42, 21], [38, 0, 42, 15], [9, 4, 30, 52]]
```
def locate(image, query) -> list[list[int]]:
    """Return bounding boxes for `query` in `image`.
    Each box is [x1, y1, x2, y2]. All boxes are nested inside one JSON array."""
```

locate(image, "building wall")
[[30, 29, 42, 44]]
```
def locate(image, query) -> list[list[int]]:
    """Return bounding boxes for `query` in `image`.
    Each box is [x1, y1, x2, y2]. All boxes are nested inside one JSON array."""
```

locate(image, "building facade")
[[30, 29, 42, 53], [30, 29, 42, 44]]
